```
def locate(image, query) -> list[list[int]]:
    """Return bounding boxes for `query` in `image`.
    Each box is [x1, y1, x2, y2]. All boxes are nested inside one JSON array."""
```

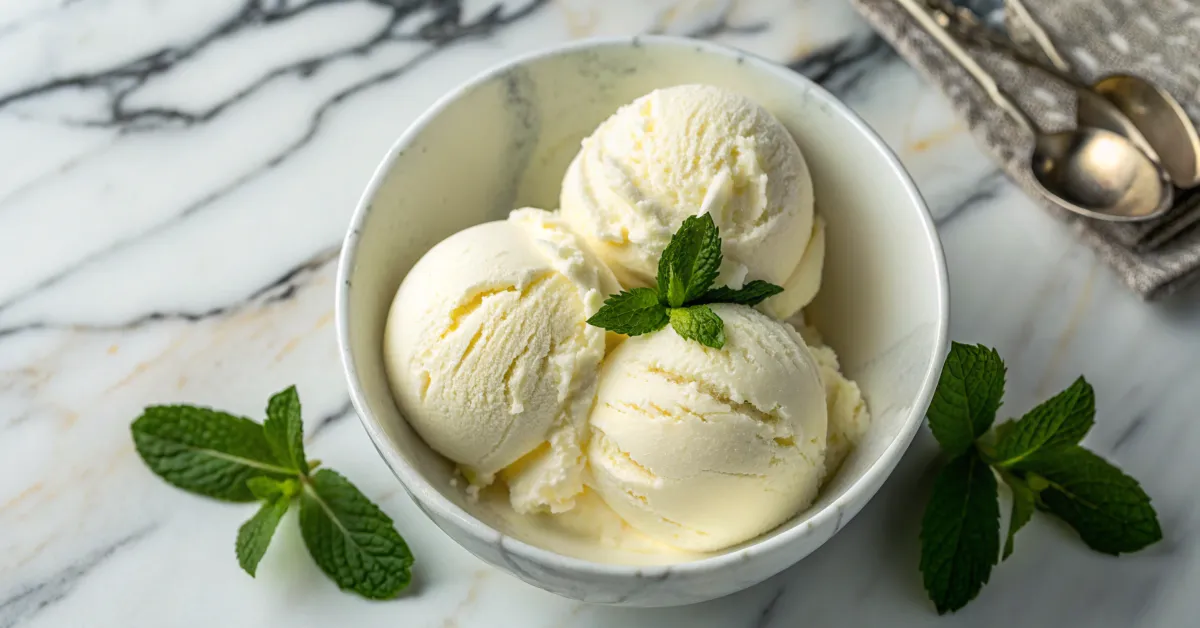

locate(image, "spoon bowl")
[[1004, 0, 1200, 189], [1093, 74, 1200, 189], [1075, 88, 1159, 161], [1031, 126, 1173, 221], [897, 0, 1173, 222]]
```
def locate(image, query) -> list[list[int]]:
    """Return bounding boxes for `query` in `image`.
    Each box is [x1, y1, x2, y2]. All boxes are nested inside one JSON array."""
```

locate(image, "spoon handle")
[[1004, 0, 1073, 74], [926, 0, 1083, 88], [893, 0, 1037, 134]]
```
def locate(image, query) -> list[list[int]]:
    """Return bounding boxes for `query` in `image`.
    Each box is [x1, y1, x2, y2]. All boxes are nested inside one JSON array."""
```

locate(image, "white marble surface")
[[1, 1, 1197, 626]]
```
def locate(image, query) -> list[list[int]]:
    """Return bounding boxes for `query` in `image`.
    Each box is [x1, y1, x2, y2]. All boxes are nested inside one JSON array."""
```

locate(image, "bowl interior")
[[341, 39, 945, 565]]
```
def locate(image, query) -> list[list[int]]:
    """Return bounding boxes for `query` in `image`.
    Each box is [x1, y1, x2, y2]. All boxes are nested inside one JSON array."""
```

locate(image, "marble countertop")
[[2, 1, 1198, 626]]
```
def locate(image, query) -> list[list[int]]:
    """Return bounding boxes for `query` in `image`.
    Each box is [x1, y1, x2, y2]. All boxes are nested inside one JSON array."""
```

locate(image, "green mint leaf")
[[992, 377, 1094, 467], [265, 386, 308, 474], [1015, 446, 1161, 555], [1025, 472, 1050, 493], [991, 419, 1017, 445], [247, 476, 283, 500], [586, 288, 669, 336], [657, 213, 722, 308], [920, 451, 1000, 614], [300, 469, 414, 599], [926, 343, 1006, 457], [1001, 473, 1037, 560], [669, 305, 725, 349], [131, 405, 296, 502], [247, 476, 300, 501], [693, 280, 784, 307], [236, 493, 290, 577]]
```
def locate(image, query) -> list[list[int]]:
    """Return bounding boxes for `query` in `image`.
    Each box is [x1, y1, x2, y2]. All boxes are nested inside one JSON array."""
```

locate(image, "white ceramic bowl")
[[336, 36, 948, 607]]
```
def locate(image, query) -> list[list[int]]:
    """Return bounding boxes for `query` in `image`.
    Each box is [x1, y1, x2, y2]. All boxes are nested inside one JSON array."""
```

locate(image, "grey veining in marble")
[[1, 1, 1198, 626]]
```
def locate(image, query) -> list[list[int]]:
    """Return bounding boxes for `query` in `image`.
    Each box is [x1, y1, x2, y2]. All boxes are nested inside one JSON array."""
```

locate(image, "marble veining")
[[2, 0, 1199, 626]]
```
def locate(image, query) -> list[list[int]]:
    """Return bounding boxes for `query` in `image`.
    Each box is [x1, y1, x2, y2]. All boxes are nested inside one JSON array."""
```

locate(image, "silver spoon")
[[895, 0, 1173, 221], [925, 0, 1160, 164], [1007, 0, 1200, 189]]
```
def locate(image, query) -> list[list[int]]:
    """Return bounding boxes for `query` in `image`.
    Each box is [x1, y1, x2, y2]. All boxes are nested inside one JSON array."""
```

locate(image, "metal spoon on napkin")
[[926, 0, 1160, 164], [1006, 0, 1200, 188], [896, 0, 1173, 221]]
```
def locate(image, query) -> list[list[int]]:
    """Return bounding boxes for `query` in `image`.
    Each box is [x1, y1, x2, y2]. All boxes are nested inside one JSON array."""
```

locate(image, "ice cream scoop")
[[561, 84, 825, 318], [586, 304, 828, 552], [383, 208, 618, 514], [791, 323, 870, 480], [810, 343, 869, 479]]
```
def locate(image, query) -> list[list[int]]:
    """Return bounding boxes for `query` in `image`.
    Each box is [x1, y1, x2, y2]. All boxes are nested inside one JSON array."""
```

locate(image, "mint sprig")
[[669, 304, 725, 348], [587, 288, 670, 336], [586, 214, 783, 349], [692, 280, 784, 307], [925, 344, 1005, 457], [919, 450, 999, 614], [237, 487, 292, 576], [131, 406, 295, 501], [658, 212, 723, 307], [918, 343, 1161, 614], [132, 388, 414, 599], [1000, 472, 1035, 560], [264, 386, 309, 474], [300, 469, 414, 598], [1014, 447, 1161, 555], [991, 377, 1094, 466]]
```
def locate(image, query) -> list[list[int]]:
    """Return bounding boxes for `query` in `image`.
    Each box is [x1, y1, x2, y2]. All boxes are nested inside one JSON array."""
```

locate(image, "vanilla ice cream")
[[561, 84, 825, 318], [479, 487, 701, 565], [383, 208, 618, 514], [812, 344, 869, 479], [587, 304, 828, 552], [795, 324, 871, 479]]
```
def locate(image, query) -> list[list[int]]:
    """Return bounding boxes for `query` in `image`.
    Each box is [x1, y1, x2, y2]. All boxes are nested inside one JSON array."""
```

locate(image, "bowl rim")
[[336, 34, 949, 578]]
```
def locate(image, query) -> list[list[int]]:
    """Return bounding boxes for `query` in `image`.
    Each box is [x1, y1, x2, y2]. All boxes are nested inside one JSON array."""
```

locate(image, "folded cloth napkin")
[[850, 0, 1200, 299]]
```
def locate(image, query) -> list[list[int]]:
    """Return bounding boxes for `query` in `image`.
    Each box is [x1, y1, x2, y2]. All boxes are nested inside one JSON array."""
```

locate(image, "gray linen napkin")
[[849, 0, 1200, 299]]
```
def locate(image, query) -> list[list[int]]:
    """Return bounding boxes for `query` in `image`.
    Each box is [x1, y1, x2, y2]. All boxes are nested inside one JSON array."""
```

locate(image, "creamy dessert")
[[383, 85, 870, 558], [800, 324, 870, 478], [588, 304, 827, 552], [560, 84, 825, 319], [383, 208, 618, 514]]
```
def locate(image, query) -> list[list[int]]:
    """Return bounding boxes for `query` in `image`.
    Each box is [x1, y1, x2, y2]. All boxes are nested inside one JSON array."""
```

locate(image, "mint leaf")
[[920, 451, 1000, 614], [300, 469, 414, 599], [586, 288, 669, 336], [1001, 473, 1036, 559], [669, 305, 725, 349], [926, 343, 1006, 457], [1015, 447, 1161, 555], [992, 419, 1017, 445], [992, 377, 1094, 467], [1025, 472, 1050, 493], [247, 476, 300, 501], [237, 493, 290, 577], [657, 213, 722, 307], [132, 406, 296, 502], [265, 386, 308, 474], [693, 280, 784, 307]]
